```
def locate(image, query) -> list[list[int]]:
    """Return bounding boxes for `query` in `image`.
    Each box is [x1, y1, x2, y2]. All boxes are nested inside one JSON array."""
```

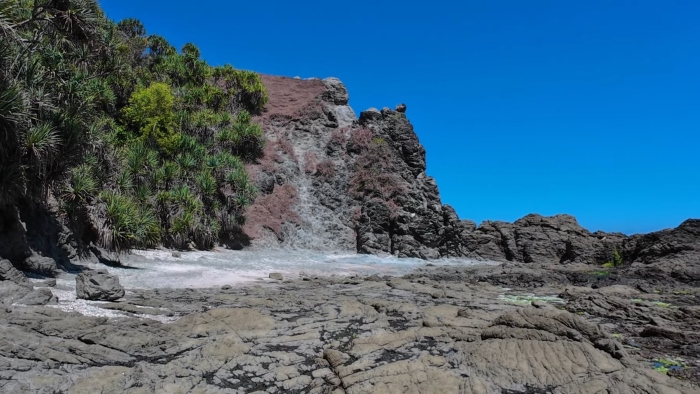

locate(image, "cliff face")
[[241, 76, 700, 277], [242, 76, 458, 258]]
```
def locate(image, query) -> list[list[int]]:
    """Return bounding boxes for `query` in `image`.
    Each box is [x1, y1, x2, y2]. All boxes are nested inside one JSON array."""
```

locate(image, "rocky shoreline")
[[1, 256, 698, 393]]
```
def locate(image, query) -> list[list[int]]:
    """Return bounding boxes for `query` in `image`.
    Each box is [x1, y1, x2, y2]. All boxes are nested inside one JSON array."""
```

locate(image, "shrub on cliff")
[[121, 82, 180, 154], [213, 64, 268, 114]]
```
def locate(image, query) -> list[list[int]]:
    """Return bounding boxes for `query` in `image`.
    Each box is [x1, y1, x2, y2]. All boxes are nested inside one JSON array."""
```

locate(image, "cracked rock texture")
[[1, 263, 698, 393]]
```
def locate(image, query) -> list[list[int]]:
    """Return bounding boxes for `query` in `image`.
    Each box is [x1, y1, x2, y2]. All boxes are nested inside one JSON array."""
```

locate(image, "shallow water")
[[90, 248, 495, 289], [42, 248, 497, 319]]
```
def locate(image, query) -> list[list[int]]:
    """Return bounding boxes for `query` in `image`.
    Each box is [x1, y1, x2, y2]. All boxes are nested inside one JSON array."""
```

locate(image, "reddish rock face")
[[242, 75, 457, 257], [240, 74, 700, 278]]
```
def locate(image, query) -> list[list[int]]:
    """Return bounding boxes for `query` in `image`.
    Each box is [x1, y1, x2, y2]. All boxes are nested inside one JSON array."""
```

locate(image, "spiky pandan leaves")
[[195, 170, 216, 196], [97, 191, 160, 251], [215, 110, 264, 162], [115, 169, 133, 192], [63, 163, 97, 204], [98, 191, 137, 252], [132, 205, 160, 247], [0, 85, 25, 128], [23, 122, 61, 162], [0, 162, 25, 207]]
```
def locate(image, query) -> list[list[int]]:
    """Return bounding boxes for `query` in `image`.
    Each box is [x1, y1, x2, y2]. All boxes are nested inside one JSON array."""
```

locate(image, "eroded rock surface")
[[1, 263, 697, 393], [75, 269, 125, 301]]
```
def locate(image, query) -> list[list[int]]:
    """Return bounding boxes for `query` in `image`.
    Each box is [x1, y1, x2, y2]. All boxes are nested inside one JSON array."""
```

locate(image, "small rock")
[[221, 284, 232, 290], [323, 349, 350, 368], [172, 251, 182, 258], [89, 246, 121, 266], [39, 278, 57, 287], [640, 325, 686, 342], [269, 273, 284, 281], [16, 288, 58, 305], [76, 270, 125, 301], [532, 300, 553, 309]]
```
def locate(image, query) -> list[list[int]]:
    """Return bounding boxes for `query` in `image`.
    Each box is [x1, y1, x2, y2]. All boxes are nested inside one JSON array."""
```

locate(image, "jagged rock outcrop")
[[620, 219, 700, 284], [243, 76, 487, 258], [246, 75, 681, 263], [454, 214, 627, 264], [76, 269, 125, 301]]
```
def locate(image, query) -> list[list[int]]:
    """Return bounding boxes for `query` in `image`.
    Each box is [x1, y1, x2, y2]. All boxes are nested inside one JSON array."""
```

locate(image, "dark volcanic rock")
[[621, 219, 700, 284], [76, 269, 125, 301], [248, 75, 689, 263], [22, 254, 59, 277], [0, 281, 32, 305], [1, 264, 697, 393], [16, 288, 58, 305], [469, 214, 627, 264], [0, 259, 32, 287]]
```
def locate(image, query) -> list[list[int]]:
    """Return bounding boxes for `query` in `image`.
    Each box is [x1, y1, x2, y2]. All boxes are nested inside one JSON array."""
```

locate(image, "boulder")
[[89, 246, 121, 266], [23, 254, 58, 276], [0, 259, 32, 287], [76, 269, 125, 301], [16, 288, 58, 305], [321, 77, 349, 105]]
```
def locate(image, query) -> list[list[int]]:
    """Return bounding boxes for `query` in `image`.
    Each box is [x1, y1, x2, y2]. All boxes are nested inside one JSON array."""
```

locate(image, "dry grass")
[[315, 159, 335, 179], [242, 183, 300, 240], [303, 152, 318, 174]]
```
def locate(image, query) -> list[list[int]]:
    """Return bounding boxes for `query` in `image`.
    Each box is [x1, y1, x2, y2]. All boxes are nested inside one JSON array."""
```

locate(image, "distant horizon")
[[99, 0, 700, 235]]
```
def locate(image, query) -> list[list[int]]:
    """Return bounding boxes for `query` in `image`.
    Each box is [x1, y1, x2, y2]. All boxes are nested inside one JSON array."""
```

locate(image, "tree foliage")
[[0, 0, 268, 253], [121, 82, 179, 153]]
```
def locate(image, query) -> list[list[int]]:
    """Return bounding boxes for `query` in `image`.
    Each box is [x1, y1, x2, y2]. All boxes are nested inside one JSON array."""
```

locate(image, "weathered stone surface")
[[76, 269, 125, 301], [1, 262, 697, 393], [0, 259, 31, 287], [0, 280, 32, 305], [16, 288, 57, 305], [22, 254, 58, 276]]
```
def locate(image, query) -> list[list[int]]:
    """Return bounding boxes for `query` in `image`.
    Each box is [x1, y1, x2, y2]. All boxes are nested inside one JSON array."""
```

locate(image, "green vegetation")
[[0, 0, 267, 252], [588, 269, 611, 277], [652, 358, 686, 375], [602, 247, 623, 268]]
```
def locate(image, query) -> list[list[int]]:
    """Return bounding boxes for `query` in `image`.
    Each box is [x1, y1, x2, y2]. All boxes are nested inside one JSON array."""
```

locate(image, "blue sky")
[[99, 0, 700, 234]]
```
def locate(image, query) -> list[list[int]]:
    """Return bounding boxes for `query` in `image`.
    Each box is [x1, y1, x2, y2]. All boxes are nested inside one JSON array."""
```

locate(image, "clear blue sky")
[[99, 0, 699, 235]]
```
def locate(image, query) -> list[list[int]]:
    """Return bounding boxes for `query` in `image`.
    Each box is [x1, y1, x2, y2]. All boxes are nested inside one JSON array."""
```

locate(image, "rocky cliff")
[[240, 75, 699, 276]]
